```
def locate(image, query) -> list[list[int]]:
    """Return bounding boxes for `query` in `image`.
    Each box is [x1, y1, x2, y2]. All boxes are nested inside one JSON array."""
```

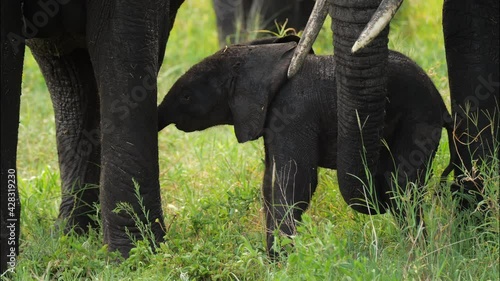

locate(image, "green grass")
[[5, 0, 499, 280]]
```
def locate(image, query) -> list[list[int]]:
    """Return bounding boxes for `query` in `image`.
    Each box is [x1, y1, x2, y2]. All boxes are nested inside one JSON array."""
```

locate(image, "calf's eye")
[[181, 94, 191, 104]]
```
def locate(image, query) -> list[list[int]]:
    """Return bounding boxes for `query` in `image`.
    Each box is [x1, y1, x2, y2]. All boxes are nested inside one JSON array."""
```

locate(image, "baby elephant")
[[158, 36, 453, 256]]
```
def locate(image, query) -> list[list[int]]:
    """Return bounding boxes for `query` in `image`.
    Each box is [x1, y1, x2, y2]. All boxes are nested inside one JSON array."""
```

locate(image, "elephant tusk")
[[287, 0, 328, 79], [352, 0, 403, 53]]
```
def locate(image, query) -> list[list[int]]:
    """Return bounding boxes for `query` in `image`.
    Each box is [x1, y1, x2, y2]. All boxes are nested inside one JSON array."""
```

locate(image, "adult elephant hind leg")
[[86, 1, 170, 257], [28, 45, 101, 233], [443, 0, 499, 211]]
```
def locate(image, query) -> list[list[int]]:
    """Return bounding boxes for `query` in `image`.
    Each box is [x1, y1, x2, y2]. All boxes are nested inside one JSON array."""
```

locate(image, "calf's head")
[[158, 38, 298, 143]]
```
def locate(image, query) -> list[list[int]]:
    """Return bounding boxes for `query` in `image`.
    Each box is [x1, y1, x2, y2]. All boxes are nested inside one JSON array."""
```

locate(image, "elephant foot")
[[450, 181, 485, 213], [450, 181, 491, 230], [265, 218, 297, 261], [56, 213, 99, 235], [105, 224, 165, 258], [57, 186, 100, 234], [266, 233, 293, 262], [102, 205, 166, 258]]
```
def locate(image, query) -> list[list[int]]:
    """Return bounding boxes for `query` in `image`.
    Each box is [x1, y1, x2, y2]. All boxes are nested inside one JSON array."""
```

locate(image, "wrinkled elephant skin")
[[1, 0, 185, 272]]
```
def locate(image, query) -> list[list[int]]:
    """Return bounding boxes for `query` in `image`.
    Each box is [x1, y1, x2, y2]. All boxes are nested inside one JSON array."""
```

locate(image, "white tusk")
[[287, 0, 329, 78], [352, 0, 403, 53]]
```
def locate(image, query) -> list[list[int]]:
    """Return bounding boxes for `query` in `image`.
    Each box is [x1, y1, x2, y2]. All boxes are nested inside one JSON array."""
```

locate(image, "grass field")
[[5, 0, 499, 280]]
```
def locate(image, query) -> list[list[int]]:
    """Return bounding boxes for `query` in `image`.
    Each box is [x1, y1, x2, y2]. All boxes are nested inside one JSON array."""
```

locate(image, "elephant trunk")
[[330, 0, 389, 213], [157, 95, 175, 132]]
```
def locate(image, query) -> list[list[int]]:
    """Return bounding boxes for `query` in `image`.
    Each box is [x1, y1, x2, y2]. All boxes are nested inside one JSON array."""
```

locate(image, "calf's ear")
[[229, 42, 296, 143]]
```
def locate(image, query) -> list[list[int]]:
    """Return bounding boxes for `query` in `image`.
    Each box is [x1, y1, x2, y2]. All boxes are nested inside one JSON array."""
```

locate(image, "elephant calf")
[[158, 36, 453, 256]]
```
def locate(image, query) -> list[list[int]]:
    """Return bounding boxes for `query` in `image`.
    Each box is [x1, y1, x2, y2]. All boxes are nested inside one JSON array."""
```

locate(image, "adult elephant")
[[289, 0, 499, 214], [212, 0, 315, 46], [1, 0, 184, 272]]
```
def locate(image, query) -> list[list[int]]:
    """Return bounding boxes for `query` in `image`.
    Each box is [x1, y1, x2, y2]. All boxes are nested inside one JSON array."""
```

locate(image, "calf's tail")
[[440, 113, 457, 180]]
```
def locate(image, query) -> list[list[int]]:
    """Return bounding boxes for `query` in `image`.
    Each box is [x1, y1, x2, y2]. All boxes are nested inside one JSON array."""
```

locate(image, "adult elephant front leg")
[[86, 1, 169, 257], [212, 0, 252, 46], [212, 0, 314, 46], [28, 44, 101, 233], [261, 0, 315, 32], [443, 0, 499, 210], [1, 0, 24, 272]]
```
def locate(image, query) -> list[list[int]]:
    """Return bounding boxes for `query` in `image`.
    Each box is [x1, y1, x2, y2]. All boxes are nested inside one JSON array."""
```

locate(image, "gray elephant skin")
[[157, 36, 454, 256], [292, 0, 498, 216], [2, 0, 497, 272], [1, 0, 185, 271], [0, 0, 314, 270]]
